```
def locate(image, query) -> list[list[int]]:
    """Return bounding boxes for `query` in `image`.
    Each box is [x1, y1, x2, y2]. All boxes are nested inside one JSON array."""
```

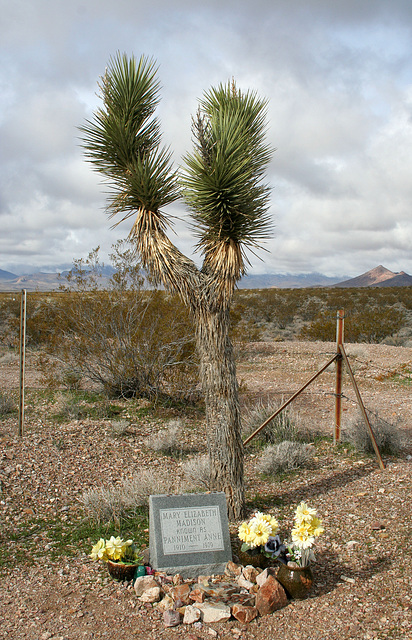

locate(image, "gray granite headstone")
[[149, 492, 232, 578]]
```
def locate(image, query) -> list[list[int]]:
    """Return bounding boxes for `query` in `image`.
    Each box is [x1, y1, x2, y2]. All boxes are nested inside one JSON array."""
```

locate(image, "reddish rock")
[[170, 583, 191, 605], [255, 576, 288, 616], [242, 565, 261, 583], [134, 575, 160, 597], [225, 561, 242, 577], [231, 604, 259, 623], [163, 609, 181, 627], [189, 588, 206, 603], [256, 567, 277, 587]]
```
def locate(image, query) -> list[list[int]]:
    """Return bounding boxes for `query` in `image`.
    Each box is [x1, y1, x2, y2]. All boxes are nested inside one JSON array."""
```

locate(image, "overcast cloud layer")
[[1, 0, 412, 277]]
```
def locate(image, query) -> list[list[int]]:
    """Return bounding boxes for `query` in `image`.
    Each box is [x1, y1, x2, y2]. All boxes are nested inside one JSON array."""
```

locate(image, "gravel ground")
[[0, 341, 411, 640]]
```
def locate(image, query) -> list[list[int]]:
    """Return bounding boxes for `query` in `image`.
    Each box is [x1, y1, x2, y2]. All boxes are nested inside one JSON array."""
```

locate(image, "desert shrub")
[[300, 291, 406, 343], [300, 313, 336, 342], [52, 394, 87, 421], [61, 370, 83, 391], [80, 470, 181, 523], [32, 242, 197, 400], [109, 420, 129, 437], [0, 392, 16, 417], [342, 413, 401, 455], [242, 400, 301, 445], [146, 420, 183, 456], [181, 455, 211, 490], [257, 440, 314, 475]]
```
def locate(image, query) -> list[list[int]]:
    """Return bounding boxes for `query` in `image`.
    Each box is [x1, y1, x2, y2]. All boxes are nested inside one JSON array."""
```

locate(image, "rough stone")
[[134, 575, 160, 597], [139, 586, 161, 603], [237, 574, 254, 591], [155, 594, 174, 611], [163, 609, 181, 627], [189, 588, 206, 603], [255, 567, 277, 587], [170, 583, 191, 605], [242, 565, 261, 583], [225, 561, 242, 577], [196, 602, 232, 623], [183, 605, 202, 624], [255, 575, 288, 616], [231, 604, 259, 624]]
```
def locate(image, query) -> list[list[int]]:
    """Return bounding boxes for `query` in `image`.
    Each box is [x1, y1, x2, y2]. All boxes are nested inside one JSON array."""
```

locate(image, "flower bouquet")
[[285, 501, 324, 567], [238, 511, 287, 566], [237, 502, 324, 569], [90, 536, 143, 581], [278, 502, 324, 599]]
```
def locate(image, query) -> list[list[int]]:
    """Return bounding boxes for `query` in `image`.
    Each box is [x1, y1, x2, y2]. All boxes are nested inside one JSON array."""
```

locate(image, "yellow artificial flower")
[[252, 511, 279, 536], [308, 516, 324, 537], [295, 502, 317, 524], [105, 536, 132, 561], [249, 519, 272, 548], [291, 523, 315, 550], [90, 538, 107, 561], [238, 522, 253, 543]]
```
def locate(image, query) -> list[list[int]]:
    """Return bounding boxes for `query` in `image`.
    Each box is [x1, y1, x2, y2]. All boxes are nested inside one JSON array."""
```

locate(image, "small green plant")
[[53, 396, 86, 422], [257, 440, 314, 476], [62, 369, 83, 391]]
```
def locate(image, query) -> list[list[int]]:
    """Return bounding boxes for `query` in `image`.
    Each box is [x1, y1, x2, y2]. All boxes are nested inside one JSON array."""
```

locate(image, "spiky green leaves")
[[79, 53, 179, 223], [182, 82, 273, 278]]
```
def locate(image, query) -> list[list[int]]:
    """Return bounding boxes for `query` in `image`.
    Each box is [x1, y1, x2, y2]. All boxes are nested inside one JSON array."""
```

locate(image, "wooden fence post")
[[334, 309, 344, 443], [18, 289, 27, 437]]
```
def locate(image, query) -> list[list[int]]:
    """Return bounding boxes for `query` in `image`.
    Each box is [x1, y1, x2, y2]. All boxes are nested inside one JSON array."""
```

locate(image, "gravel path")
[[0, 341, 411, 640]]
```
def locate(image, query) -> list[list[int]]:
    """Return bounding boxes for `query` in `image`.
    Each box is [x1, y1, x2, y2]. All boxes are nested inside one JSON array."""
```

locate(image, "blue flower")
[[264, 535, 287, 559]]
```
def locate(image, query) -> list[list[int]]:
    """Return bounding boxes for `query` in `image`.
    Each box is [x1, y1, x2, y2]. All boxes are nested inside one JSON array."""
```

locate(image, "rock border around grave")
[[133, 561, 292, 628]]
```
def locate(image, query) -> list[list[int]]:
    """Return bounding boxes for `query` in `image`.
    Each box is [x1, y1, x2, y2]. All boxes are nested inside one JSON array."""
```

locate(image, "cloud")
[[1, 0, 412, 277]]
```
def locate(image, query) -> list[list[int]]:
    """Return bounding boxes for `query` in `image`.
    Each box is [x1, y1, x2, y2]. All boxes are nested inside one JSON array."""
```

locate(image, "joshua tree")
[[80, 53, 273, 519]]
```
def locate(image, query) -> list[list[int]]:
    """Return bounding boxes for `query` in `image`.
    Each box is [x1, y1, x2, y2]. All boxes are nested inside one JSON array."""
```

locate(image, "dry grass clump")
[[257, 440, 314, 476], [0, 391, 15, 417], [181, 455, 210, 490], [80, 470, 181, 523], [342, 413, 402, 456], [242, 399, 310, 445], [146, 419, 183, 456], [109, 420, 129, 437]]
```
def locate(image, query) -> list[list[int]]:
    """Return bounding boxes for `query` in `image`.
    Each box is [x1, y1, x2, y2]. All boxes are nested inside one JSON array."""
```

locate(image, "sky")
[[1, 0, 412, 278]]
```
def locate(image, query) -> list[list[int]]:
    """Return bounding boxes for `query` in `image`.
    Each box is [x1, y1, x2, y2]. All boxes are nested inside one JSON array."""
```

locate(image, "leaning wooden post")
[[339, 344, 385, 470], [334, 309, 344, 444], [18, 289, 27, 437], [244, 353, 338, 446]]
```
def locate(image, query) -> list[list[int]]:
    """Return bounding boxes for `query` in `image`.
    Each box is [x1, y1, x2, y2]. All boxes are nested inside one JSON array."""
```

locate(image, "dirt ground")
[[0, 341, 411, 640]]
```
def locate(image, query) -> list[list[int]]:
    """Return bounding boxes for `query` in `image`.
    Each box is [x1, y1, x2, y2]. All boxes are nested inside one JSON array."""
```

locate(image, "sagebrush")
[[257, 440, 314, 475], [342, 413, 401, 455], [80, 470, 181, 523]]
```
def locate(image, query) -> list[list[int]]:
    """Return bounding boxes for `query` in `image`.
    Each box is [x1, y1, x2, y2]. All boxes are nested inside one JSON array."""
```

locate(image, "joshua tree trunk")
[[195, 304, 244, 520]]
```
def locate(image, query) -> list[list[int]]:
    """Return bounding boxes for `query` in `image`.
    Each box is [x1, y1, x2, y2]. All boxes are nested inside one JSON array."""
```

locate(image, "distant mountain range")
[[331, 265, 412, 288], [0, 264, 411, 292]]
